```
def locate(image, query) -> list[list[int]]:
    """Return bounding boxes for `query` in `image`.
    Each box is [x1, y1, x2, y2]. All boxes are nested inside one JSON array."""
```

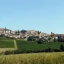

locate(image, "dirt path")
[[14, 40, 18, 50], [0, 48, 15, 52]]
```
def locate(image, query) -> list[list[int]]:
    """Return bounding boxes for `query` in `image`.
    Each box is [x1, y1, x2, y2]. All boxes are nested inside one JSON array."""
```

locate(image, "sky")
[[0, 0, 64, 34]]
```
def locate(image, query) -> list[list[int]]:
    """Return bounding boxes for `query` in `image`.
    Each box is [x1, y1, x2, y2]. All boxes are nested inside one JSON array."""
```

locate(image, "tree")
[[58, 36, 64, 42], [0, 34, 5, 37], [15, 30, 20, 35], [37, 31, 41, 34], [21, 30, 27, 34], [27, 36, 39, 41], [54, 38, 58, 42], [27, 36, 32, 41], [60, 44, 64, 51], [37, 39, 44, 44], [27, 36, 34, 41]]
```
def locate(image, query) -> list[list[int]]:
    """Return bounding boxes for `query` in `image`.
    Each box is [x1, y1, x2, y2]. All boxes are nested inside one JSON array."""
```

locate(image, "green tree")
[[37, 39, 44, 44], [21, 30, 27, 34], [60, 44, 64, 51]]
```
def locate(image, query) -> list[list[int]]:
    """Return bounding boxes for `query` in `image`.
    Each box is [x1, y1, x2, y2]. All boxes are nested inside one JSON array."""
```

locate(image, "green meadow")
[[17, 40, 64, 51], [0, 40, 14, 48]]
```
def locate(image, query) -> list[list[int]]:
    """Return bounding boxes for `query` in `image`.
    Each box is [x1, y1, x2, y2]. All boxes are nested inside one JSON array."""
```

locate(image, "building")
[[0, 28, 4, 35]]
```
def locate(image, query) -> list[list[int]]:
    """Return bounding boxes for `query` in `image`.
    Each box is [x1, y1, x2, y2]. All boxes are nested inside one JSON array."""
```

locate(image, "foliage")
[[54, 38, 58, 42], [37, 39, 44, 44], [4, 48, 61, 55], [37, 31, 41, 34], [4, 50, 13, 55], [21, 30, 27, 34], [0, 34, 5, 37], [58, 36, 64, 42], [60, 44, 64, 51], [27, 36, 39, 41]]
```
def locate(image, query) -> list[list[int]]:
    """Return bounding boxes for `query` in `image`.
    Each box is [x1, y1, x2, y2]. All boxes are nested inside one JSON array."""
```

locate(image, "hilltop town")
[[0, 27, 64, 42], [0, 27, 47, 38]]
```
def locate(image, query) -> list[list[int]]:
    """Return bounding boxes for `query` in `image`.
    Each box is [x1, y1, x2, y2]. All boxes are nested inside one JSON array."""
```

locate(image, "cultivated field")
[[0, 38, 64, 64], [0, 38, 16, 52], [0, 40, 14, 48], [17, 40, 64, 51], [0, 38, 64, 52], [0, 52, 64, 64], [0, 37, 14, 40]]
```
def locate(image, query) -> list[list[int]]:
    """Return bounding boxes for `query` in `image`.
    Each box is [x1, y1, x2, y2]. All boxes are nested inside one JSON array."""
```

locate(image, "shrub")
[[37, 39, 44, 44], [4, 50, 12, 55], [60, 44, 64, 51]]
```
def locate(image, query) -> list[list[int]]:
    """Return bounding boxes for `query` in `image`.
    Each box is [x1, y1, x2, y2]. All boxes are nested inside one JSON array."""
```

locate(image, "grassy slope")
[[0, 37, 14, 40], [17, 40, 64, 51], [0, 52, 64, 64], [0, 37, 15, 48], [0, 40, 14, 48], [0, 38, 16, 52]]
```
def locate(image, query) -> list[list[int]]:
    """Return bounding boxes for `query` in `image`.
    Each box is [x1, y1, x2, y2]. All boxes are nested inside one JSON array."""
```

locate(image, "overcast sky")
[[0, 0, 64, 34]]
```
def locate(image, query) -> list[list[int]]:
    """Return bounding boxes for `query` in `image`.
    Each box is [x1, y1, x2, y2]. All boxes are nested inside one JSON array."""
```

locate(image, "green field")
[[0, 40, 14, 48], [0, 38, 64, 52], [0, 39, 64, 64], [0, 37, 15, 48], [0, 52, 64, 64], [0, 37, 14, 40], [17, 40, 64, 51]]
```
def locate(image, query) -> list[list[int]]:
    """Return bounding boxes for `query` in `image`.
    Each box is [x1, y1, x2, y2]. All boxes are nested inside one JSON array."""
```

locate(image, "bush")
[[3, 48, 63, 55], [60, 44, 64, 51], [44, 48, 54, 52], [54, 49, 61, 52], [4, 50, 13, 55], [13, 50, 21, 54], [37, 39, 44, 44]]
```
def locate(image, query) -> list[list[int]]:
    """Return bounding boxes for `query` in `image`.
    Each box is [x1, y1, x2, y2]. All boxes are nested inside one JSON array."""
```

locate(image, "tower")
[[4, 27, 7, 33]]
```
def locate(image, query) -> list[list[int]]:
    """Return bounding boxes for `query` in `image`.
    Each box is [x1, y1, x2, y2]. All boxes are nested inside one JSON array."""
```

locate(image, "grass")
[[0, 37, 14, 40], [0, 38, 64, 64], [0, 52, 64, 64], [0, 37, 15, 48], [0, 37, 15, 52], [0, 40, 14, 48], [17, 40, 64, 51]]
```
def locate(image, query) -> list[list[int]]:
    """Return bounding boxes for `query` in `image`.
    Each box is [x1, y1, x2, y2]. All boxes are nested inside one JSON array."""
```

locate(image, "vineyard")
[[17, 40, 64, 51]]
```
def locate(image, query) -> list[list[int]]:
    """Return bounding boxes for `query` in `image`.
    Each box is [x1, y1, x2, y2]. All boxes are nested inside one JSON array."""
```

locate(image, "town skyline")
[[0, 27, 64, 34], [0, 27, 63, 43]]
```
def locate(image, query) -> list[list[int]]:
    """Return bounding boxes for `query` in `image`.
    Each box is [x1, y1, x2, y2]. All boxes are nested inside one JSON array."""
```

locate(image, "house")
[[0, 28, 4, 35]]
